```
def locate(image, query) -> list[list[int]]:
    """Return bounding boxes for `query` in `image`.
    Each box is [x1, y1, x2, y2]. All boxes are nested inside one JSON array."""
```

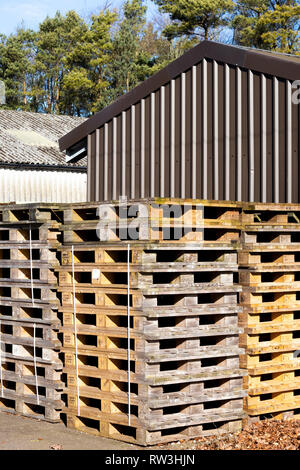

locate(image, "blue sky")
[[0, 0, 157, 36]]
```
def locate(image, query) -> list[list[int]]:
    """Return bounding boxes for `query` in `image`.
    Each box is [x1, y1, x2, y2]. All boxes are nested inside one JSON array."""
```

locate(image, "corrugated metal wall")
[[88, 58, 299, 203], [0, 169, 87, 203]]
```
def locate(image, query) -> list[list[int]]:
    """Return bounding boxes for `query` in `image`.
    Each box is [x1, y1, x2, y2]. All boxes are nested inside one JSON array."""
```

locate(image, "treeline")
[[0, 0, 299, 116]]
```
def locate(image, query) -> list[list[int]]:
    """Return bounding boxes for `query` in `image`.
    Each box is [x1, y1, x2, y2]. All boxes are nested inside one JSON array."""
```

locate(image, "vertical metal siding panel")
[[0, 169, 87, 203], [135, 102, 141, 198], [144, 95, 151, 198], [292, 92, 299, 202], [273, 77, 279, 203], [229, 66, 236, 201], [202, 59, 208, 199], [131, 105, 136, 199], [241, 69, 249, 202], [95, 129, 100, 201], [87, 134, 92, 201], [140, 99, 145, 198], [261, 74, 267, 203], [48, 171, 53, 202], [164, 84, 170, 197], [170, 79, 176, 198], [185, 69, 192, 198], [174, 76, 181, 197], [98, 126, 104, 202], [150, 93, 155, 197], [266, 77, 273, 203], [125, 108, 131, 198], [286, 81, 292, 203], [160, 86, 165, 197], [107, 121, 113, 200], [91, 132, 97, 202], [122, 111, 126, 197], [34, 172, 39, 202], [116, 114, 122, 200], [225, 64, 230, 200], [253, 72, 261, 202], [217, 63, 224, 200], [207, 61, 213, 200], [155, 91, 160, 196], [104, 123, 109, 201], [196, 63, 203, 198], [181, 72, 186, 198], [192, 65, 197, 199], [278, 79, 286, 203], [50, 171, 56, 202], [248, 71, 254, 202], [213, 60, 219, 200], [236, 67, 242, 201], [79, 58, 300, 205]]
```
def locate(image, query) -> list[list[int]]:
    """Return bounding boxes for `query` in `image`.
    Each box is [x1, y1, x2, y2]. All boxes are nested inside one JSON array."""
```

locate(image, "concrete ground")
[[0, 412, 139, 450]]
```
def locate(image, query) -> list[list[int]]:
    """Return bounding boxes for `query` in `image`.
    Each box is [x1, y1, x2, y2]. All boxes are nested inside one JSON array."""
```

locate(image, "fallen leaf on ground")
[[50, 444, 63, 450]]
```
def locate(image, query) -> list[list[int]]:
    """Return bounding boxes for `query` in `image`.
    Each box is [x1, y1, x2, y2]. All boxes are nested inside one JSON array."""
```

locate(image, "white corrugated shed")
[[0, 110, 88, 204], [0, 168, 87, 203]]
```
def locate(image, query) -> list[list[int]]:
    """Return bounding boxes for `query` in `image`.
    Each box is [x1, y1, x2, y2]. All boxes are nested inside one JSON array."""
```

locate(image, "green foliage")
[[0, 0, 299, 116], [153, 0, 235, 40], [233, 1, 300, 53], [61, 9, 117, 115], [101, 0, 150, 108], [0, 28, 35, 110]]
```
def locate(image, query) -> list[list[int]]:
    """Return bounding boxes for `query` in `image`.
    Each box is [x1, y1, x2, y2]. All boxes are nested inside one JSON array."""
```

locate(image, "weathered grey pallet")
[[141, 367, 247, 386], [60, 324, 242, 341], [65, 407, 245, 445], [0, 370, 62, 394], [2, 357, 62, 379], [0, 393, 62, 422], [65, 383, 246, 409], [65, 411, 243, 445], [0, 332, 60, 351]]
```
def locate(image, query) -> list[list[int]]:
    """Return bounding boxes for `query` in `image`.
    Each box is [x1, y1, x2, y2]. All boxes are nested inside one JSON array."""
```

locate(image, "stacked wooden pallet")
[[239, 203, 300, 421], [58, 199, 246, 445], [0, 204, 64, 422]]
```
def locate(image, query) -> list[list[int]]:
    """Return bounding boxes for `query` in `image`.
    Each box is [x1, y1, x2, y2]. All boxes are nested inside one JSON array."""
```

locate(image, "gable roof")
[[0, 110, 87, 170], [59, 40, 300, 153]]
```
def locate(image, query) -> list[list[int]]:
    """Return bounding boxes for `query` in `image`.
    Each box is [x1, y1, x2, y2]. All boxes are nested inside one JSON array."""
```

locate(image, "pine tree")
[[88, 9, 118, 113], [233, 0, 300, 53], [33, 11, 89, 114], [0, 28, 35, 110], [103, 0, 152, 107], [153, 0, 235, 41], [60, 9, 117, 115]]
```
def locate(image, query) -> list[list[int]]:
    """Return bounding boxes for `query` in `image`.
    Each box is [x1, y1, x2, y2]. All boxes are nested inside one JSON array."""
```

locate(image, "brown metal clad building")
[[59, 40, 300, 204]]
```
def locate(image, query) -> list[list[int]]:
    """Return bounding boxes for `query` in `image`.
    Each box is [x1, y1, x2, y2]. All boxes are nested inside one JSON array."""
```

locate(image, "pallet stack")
[[58, 199, 246, 445], [239, 202, 300, 421], [0, 204, 64, 422]]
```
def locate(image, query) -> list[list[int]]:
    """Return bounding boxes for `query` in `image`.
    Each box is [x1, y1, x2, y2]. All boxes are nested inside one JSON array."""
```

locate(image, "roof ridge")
[[59, 39, 300, 152]]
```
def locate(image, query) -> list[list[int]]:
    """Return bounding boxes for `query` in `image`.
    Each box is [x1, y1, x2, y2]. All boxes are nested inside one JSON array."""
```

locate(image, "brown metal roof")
[[59, 40, 300, 153]]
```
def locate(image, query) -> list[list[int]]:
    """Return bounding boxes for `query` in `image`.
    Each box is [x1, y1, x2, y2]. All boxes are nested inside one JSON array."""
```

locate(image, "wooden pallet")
[[0, 301, 59, 323], [238, 251, 300, 269], [0, 395, 62, 422], [60, 245, 238, 266], [64, 411, 243, 446], [0, 204, 64, 424]]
